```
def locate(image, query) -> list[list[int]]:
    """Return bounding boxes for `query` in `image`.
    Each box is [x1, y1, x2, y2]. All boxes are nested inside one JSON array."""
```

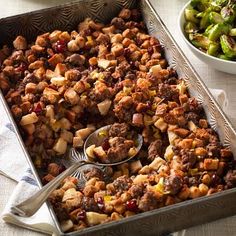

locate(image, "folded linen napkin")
[[0, 88, 231, 236]]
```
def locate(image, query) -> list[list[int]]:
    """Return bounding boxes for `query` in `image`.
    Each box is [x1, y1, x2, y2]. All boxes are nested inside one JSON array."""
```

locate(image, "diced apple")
[[86, 212, 108, 226], [86, 144, 96, 159], [97, 99, 112, 116], [93, 146, 107, 161], [73, 136, 84, 148], [149, 157, 166, 171], [97, 59, 111, 69], [53, 138, 67, 154], [60, 130, 73, 143], [150, 64, 162, 77], [20, 112, 38, 126], [75, 126, 95, 140], [61, 220, 73, 232], [154, 117, 168, 132]]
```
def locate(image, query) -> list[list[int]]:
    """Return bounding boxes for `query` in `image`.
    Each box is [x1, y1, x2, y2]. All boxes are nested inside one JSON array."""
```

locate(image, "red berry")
[[33, 103, 43, 115], [77, 210, 86, 220], [126, 199, 138, 212], [96, 197, 104, 210], [124, 48, 131, 57], [54, 40, 66, 53], [15, 62, 28, 73], [101, 138, 110, 151]]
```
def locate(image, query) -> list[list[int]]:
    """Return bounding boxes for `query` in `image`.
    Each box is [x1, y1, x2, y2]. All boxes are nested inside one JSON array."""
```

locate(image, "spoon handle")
[[10, 160, 88, 217]]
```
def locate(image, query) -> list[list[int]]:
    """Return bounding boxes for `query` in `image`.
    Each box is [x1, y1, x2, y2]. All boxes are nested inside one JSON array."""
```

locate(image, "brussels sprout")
[[220, 34, 236, 58], [191, 0, 210, 11], [221, 5, 236, 23], [189, 33, 211, 49], [185, 8, 200, 24], [209, 11, 224, 23], [211, 0, 229, 7], [208, 23, 231, 41], [218, 54, 231, 60], [185, 22, 198, 34], [204, 24, 215, 36], [200, 12, 211, 29], [207, 42, 220, 55]]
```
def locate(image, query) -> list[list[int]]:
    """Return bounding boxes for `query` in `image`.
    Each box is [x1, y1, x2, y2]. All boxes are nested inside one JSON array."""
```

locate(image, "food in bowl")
[[184, 0, 236, 60], [0, 7, 236, 233], [86, 123, 138, 164]]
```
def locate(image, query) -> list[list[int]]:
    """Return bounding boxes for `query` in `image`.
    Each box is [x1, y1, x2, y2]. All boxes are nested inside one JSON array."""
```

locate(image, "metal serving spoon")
[[10, 125, 143, 217]]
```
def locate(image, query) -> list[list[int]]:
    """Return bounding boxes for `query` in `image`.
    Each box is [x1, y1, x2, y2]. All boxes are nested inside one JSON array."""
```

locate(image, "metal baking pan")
[[1, 0, 236, 235]]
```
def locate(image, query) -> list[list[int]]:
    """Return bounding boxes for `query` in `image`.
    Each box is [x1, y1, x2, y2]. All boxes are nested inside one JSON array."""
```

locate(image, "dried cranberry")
[[211, 174, 221, 186], [147, 46, 153, 55], [126, 199, 138, 212], [33, 103, 43, 115], [102, 138, 110, 151], [15, 62, 28, 73], [124, 48, 131, 57], [58, 164, 66, 174], [129, 61, 136, 69], [54, 40, 67, 53], [77, 210, 86, 220], [96, 197, 104, 210]]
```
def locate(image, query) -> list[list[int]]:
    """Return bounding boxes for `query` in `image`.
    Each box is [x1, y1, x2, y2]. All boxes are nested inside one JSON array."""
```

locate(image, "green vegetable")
[[200, 12, 211, 29], [220, 34, 236, 58], [211, 0, 229, 7], [209, 11, 224, 23], [191, 0, 210, 11], [204, 24, 215, 36], [185, 8, 200, 24], [185, 22, 198, 34], [207, 42, 220, 55], [221, 5, 236, 23], [184, 0, 236, 61], [189, 33, 211, 49], [208, 23, 231, 41], [229, 28, 236, 36], [218, 53, 231, 60]]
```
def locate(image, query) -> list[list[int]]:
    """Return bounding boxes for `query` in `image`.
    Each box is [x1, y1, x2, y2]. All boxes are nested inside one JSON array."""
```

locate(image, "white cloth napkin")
[[0, 88, 230, 236]]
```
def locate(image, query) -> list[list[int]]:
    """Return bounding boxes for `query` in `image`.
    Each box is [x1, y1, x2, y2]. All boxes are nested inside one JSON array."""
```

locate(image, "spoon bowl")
[[11, 124, 143, 217], [84, 124, 143, 166]]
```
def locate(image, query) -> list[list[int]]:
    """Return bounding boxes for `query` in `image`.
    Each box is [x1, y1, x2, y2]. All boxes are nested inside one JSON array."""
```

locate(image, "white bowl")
[[178, 1, 236, 74]]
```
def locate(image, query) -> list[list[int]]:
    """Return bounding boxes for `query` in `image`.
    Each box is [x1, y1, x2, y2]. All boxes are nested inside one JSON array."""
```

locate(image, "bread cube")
[[203, 158, 219, 170], [51, 76, 68, 86], [64, 88, 80, 105], [13, 36, 27, 50]]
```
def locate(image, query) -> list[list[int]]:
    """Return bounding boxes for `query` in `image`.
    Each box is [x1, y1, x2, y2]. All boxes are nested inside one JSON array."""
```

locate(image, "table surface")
[[0, 0, 236, 236]]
